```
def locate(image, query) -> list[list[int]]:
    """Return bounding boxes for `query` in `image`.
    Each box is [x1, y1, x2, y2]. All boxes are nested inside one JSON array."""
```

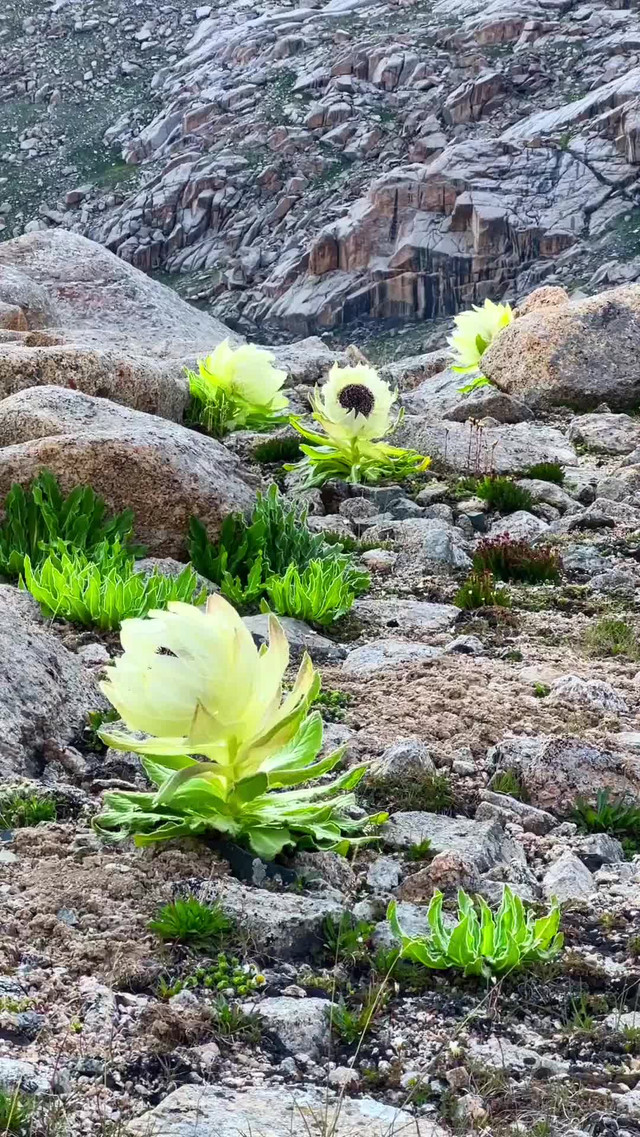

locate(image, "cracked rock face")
[[4, 0, 640, 338]]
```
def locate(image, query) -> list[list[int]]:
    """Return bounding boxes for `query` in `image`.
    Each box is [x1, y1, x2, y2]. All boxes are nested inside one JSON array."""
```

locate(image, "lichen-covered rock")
[[0, 385, 256, 557], [483, 285, 640, 411], [197, 879, 345, 961], [127, 1084, 447, 1137], [0, 587, 99, 783], [490, 735, 640, 815]]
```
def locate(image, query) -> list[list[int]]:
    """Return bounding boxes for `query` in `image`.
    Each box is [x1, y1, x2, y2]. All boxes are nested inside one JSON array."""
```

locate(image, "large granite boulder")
[[0, 386, 257, 557], [0, 230, 237, 421], [483, 285, 640, 412], [0, 588, 99, 783]]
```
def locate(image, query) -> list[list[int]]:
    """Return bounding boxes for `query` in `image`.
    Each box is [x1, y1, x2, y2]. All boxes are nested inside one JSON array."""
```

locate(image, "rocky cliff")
[[4, 0, 640, 339]]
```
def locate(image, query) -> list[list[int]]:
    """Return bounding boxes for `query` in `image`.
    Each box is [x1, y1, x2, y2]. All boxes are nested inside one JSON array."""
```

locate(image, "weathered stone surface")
[[370, 738, 437, 780], [567, 413, 640, 455], [395, 418, 576, 475], [353, 598, 459, 635], [342, 639, 442, 677], [490, 735, 640, 815], [542, 852, 595, 904], [382, 812, 511, 873], [476, 791, 556, 836], [575, 833, 625, 871], [250, 997, 330, 1058], [0, 386, 256, 557], [128, 1084, 447, 1137], [0, 231, 239, 420], [198, 879, 345, 961], [0, 587, 99, 783], [489, 511, 550, 542], [548, 675, 627, 715], [483, 286, 640, 412], [244, 615, 346, 664], [402, 367, 532, 424], [262, 140, 630, 332]]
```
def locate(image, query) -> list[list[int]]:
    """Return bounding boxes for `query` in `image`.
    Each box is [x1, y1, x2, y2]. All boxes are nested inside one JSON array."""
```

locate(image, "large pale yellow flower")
[[197, 340, 288, 410], [313, 363, 396, 442], [448, 299, 514, 373], [99, 594, 317, 796]]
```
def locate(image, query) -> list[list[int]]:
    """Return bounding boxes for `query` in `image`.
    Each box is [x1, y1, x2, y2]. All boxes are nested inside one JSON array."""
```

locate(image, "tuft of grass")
[[148, 897, 233, 949], [455, 570, 511, 610], [475, 475, 533, 514], [211, 995, 262, 1043], [572, 789, 640, 857], [523, 461, 565, 485], [584, 616, 640, 660], [473, 535, 561, 584], [252, 437, 302, 465], [564, 993, 596, 1035], [323, 914, 375, 966], [407, 838, 432, 862], [0, 791, 57, 830], [330, 984, 387, 1045], [0, 1088, 34, 1135], [490, 770, 528, 801], [533, 682, 550, 698], [365, 770, 454, 814]]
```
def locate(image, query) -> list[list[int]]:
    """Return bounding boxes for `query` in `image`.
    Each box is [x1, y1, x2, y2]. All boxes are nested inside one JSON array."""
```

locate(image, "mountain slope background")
[[3, 0, 640, 354]]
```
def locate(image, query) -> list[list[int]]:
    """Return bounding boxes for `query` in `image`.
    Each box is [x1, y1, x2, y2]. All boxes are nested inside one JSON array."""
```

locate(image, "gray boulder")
[[567, 413, 640, 455], [342, 639, 442, 677], [197, 879, 345, 961], [0, 587, 100, 783], [0, 229, 238, 421], [548, 675, 627, 715], [244, 614, 346, 664], [371, 738, 436, 781], [542, 852, 595, 904], [250, 996, 330, 1059], [353, 598, 459, 635], [395, 418, 576, 475], [127, 1084, 447, 1137], [489, 511, 549, 541], [0, 386, 256, 558], [382, 812, 511, 874], [490, 735, 640, 815]]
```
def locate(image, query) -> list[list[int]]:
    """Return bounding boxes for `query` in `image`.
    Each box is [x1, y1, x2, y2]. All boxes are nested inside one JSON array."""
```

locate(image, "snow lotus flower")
[[94, 595, 385, 859], [289, 364, 430, 487], [312, 363, 397, 442], [187, 340, 289, 434], [448, 299, 514, 374]]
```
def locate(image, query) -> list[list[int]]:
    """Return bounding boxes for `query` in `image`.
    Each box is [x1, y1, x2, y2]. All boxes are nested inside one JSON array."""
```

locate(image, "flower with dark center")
[[338, 383, 375, 417], [313, 363, 396, 442]]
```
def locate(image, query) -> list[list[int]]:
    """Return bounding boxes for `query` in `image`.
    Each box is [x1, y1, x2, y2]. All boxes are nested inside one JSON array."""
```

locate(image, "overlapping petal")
[[195, 339, 288, 411], [448, 299, 514, 372]]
